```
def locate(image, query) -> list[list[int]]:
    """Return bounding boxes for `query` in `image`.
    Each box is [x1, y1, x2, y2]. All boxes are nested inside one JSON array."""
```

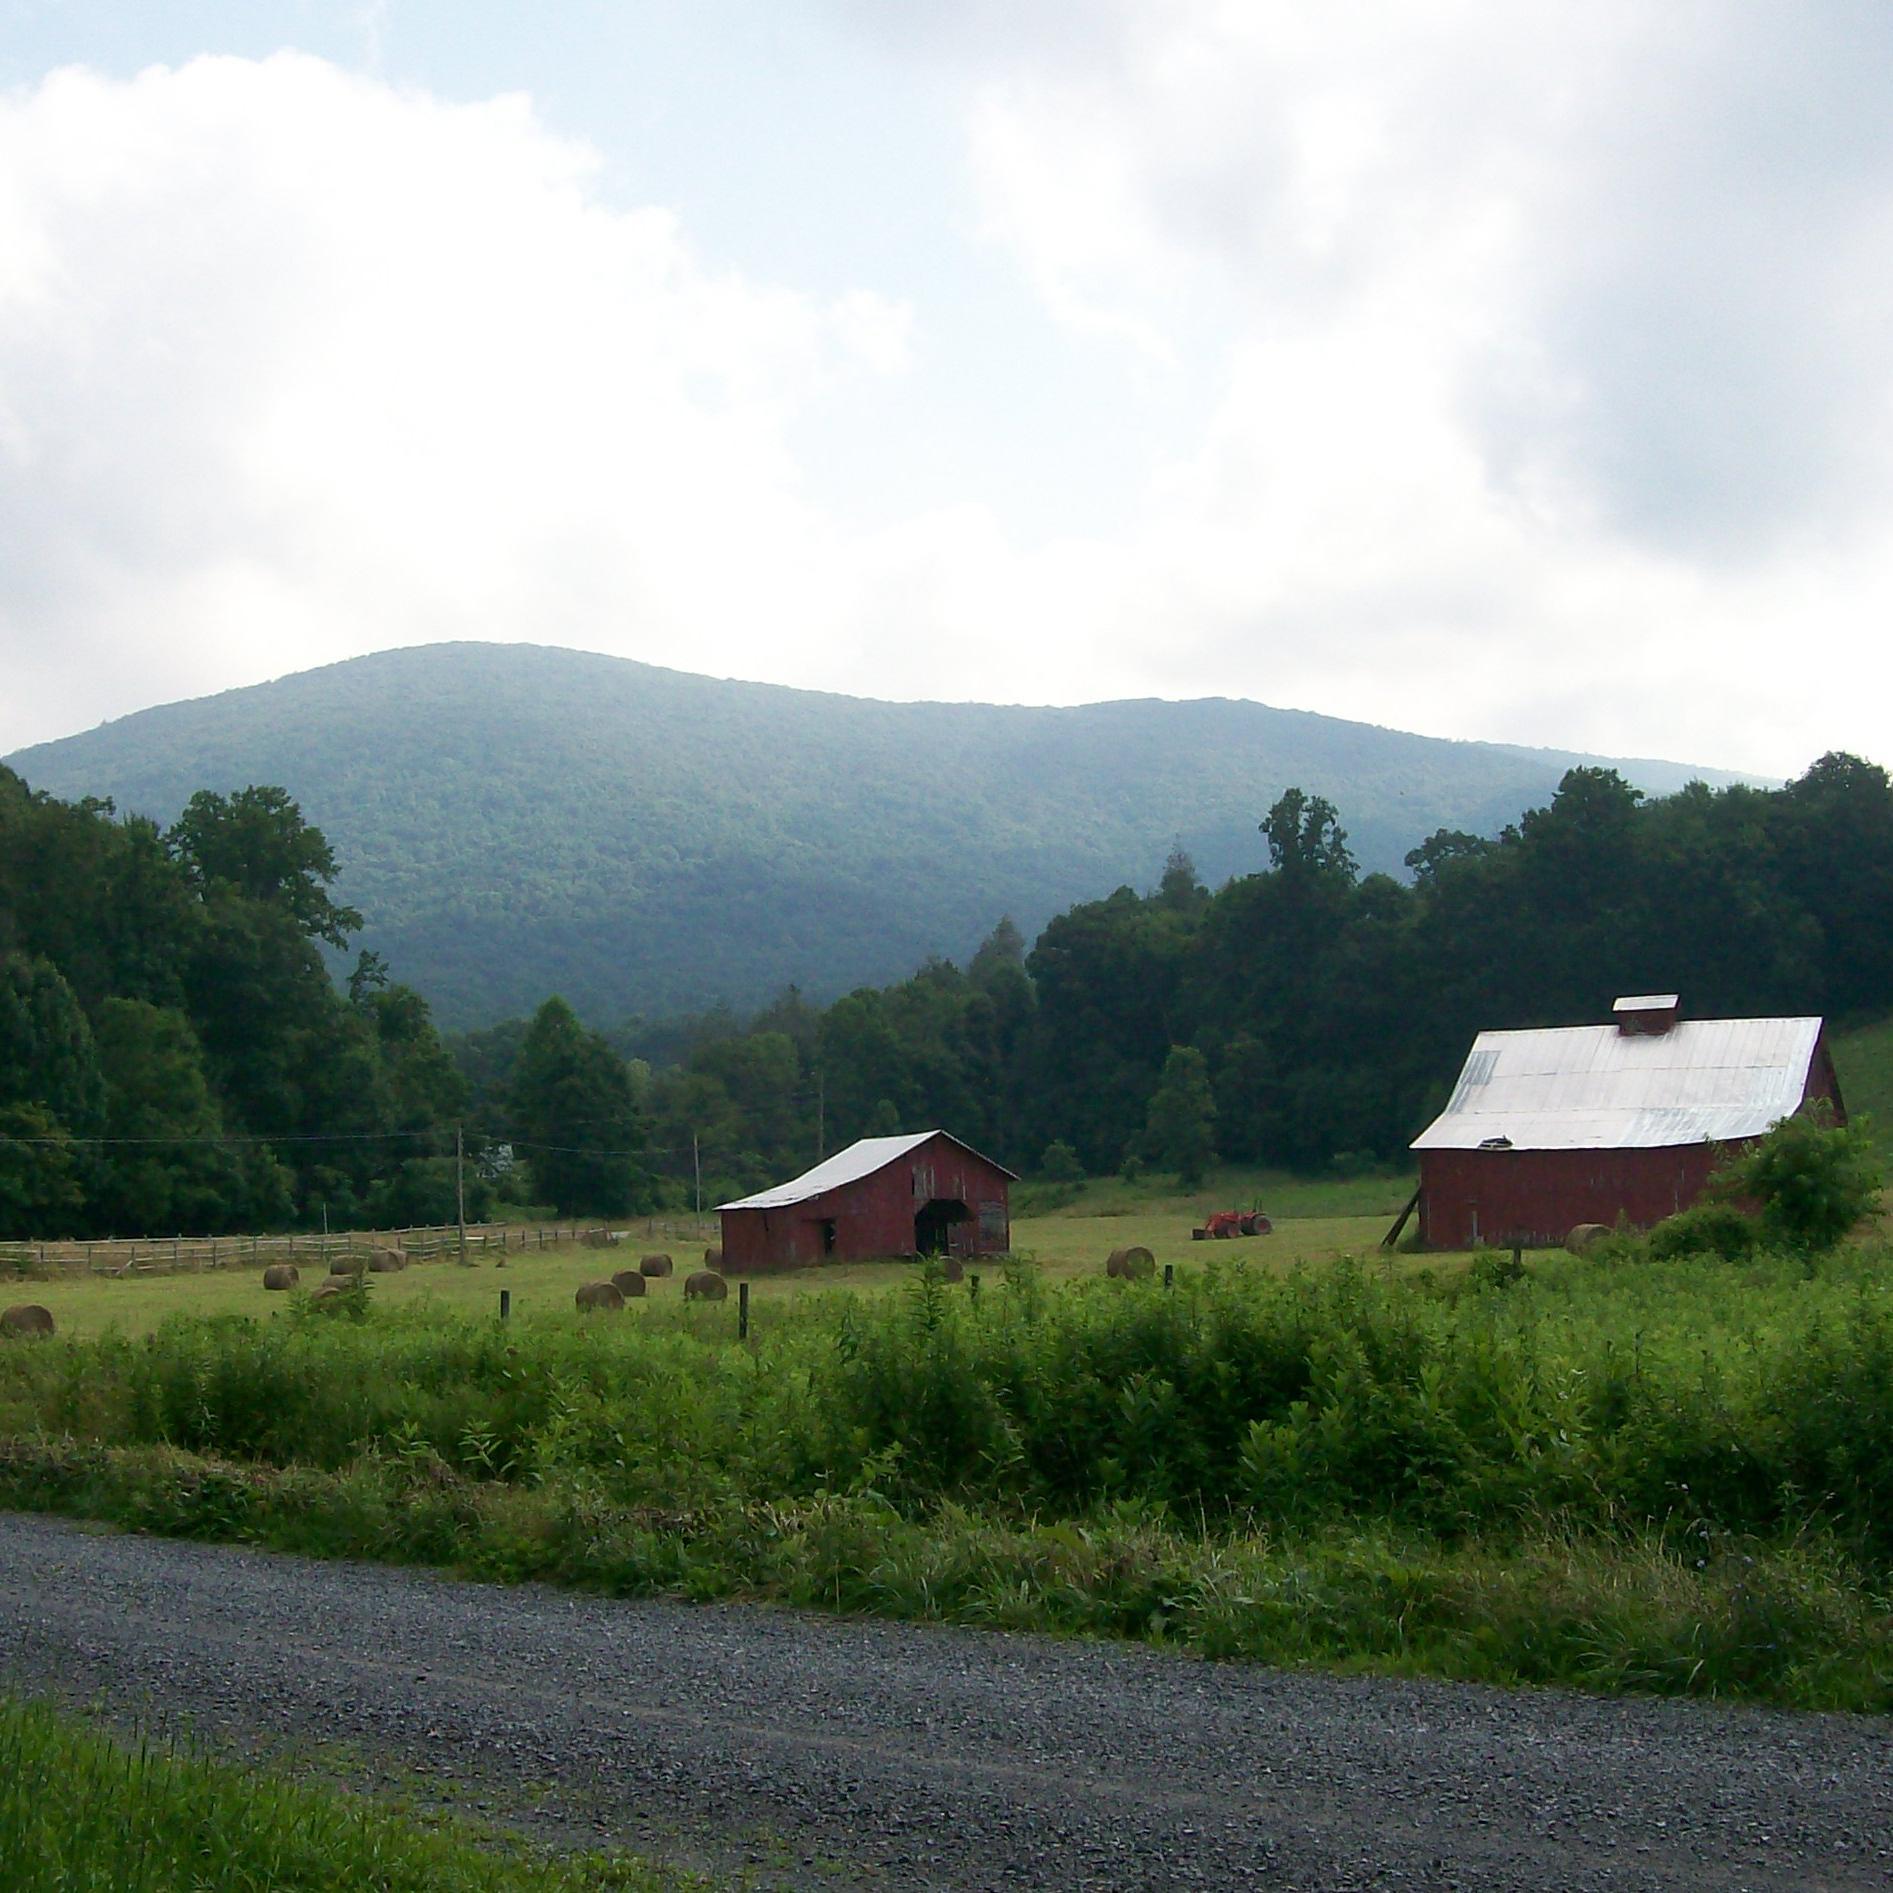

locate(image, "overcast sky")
[[4, 1, 1891, 778]]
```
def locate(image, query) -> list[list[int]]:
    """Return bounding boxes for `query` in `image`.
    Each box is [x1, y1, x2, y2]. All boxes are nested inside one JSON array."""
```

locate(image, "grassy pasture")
[[1, 1167, 1419, 1341]]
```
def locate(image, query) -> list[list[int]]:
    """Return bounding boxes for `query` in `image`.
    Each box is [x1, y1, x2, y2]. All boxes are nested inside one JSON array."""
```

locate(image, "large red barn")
[[1411, 995, 1844, 1249], [716, 1130, 1016, 1272]]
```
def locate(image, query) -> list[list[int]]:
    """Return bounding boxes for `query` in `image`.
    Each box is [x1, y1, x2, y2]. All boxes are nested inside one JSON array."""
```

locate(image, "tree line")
[[536, 753, 1892, 1202], [5, 752, 1891, 1233], [0, 767, 649, 1235]]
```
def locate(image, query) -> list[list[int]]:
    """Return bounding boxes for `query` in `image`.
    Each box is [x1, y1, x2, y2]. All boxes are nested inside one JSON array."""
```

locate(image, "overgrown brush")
[[5, 1244, 1893, 1705]]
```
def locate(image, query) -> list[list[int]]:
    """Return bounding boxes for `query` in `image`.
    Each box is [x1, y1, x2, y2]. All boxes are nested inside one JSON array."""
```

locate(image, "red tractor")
[[1193, 1209, 1271, 1240]]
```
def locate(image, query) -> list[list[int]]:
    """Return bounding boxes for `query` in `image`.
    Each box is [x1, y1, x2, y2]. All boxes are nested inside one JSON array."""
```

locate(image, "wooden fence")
[[0, 1216, 720, 1279]]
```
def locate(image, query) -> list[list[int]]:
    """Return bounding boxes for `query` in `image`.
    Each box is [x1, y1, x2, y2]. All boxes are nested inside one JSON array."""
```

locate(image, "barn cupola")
[[1613, 993, 1680, 1036]]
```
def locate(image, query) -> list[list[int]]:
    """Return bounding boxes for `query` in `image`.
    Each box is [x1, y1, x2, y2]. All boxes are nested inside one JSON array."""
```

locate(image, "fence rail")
[[0, 1216, 720, 1278]]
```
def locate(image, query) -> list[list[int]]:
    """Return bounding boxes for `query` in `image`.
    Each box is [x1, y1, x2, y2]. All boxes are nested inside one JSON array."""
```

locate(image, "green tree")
[[0, 1102, 85, 1237], [167, 786, 363, 949], [1713, 1109, 1882, 1254], [1143, 1044, 1217, 1186], [511, 997, 651, 1217], [0, 954, 102, 1131]]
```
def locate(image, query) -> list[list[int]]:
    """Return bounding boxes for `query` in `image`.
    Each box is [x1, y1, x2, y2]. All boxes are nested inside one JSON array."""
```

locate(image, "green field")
[[1, 1166, 1418, 1341], [1835, 1014, 1893, 1161]]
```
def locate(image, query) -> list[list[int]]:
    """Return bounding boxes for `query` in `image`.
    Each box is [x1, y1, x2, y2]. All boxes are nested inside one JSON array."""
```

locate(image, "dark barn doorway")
[[914, 1197, 970, 1256]]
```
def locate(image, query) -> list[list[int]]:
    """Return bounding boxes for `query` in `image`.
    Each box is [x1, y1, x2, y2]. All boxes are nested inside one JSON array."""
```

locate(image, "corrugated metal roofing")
[[716, 1131, 1017, 1213], [1411, 1016, 1824, 1152]]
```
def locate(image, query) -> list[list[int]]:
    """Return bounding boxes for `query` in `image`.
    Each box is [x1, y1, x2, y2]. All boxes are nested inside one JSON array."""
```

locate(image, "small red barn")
[[716, 1130, 1016, 1272], [1411, 995, 1845, 1249]]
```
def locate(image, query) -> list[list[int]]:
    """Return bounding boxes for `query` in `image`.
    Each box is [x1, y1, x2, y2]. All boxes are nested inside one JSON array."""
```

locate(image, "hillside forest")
[[4, 641, 1755, 1027], [2, 753, 1891, 1235]]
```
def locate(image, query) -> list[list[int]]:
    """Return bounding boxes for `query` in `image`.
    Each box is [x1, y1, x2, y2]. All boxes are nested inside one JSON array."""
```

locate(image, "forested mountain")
[[6, 643, 1755, 1028]]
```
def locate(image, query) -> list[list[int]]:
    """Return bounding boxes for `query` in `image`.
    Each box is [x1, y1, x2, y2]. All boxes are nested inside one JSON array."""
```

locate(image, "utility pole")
[[816, 1070, 826, 1161], [692, 1130, 702, 1218], [456, 1124, 468, 1265]]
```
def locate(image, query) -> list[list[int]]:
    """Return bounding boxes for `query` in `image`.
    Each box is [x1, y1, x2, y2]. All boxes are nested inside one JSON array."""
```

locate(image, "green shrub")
[[1711, 1109, 1883, 1252], [1038, 1140, 1084, 1182], [1645, 1202, 1759, 1262]]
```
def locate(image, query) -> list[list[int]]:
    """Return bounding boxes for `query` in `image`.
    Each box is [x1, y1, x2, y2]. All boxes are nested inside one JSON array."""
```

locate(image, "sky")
[[3, 1, 1891, 779]]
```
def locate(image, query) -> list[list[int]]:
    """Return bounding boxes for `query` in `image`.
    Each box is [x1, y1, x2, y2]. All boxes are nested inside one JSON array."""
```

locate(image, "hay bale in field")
[[610, 1268, 648, 1298], [702, 1246, 723, 1270], [329, 1253, 367, 1276], [575, 1280, 625, 1313], [684, 1269, 727, 1301], [0, 1303, 55, 1339], [639, 1252, 674, 1278], [936, 1255, 964, 1283], [261, 1263, 300, 1291], [1565, 1223, 1611, 1253], [368, 1248, 407, 1273], [308, 1279, 352, 1305], [582, 1229, 620, 1250], [1105, 1246, 1156, 1280]]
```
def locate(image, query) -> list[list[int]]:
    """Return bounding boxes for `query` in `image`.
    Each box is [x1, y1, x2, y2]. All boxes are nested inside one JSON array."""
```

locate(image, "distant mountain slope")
[[7, 643, 1756, 1027]]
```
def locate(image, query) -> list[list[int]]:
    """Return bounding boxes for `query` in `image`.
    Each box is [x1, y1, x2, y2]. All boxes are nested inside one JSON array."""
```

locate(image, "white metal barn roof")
[[716, 1131, 1016, 1213], [1411, 1015, 1825, 1152]]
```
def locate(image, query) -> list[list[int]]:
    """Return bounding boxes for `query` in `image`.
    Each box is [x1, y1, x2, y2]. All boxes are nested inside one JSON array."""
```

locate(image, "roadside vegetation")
[[0, 1693, 697, 1893], [4, 1147, 1889, 1710]]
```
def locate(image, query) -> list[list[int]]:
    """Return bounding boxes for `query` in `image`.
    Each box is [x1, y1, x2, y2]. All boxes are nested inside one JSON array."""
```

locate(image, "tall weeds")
[[4, 1246, 1892, 1704]]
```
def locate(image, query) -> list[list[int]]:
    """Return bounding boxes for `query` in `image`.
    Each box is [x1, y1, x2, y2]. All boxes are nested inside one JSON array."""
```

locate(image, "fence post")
[[1164, 1263, 1175, 1290], [968, 1273, 980, 1304], [738, 1279, 750, 1342], [499, 1289, 511, 1321]]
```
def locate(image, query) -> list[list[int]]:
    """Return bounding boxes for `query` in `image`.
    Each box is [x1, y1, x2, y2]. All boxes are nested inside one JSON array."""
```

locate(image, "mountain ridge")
[[7, 641, 1762, 1027]]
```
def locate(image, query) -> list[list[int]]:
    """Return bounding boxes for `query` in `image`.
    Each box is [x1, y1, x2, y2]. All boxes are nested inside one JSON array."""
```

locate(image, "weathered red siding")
[[719, 1132, 1012, 1273], [1417, 1037, 1846, 1249], [1417, 1143, 1724, 1248]]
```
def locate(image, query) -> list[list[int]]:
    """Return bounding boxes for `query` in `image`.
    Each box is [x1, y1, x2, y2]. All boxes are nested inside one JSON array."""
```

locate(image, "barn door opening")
[[914, 1197, 970, 1256], [819, 1218, 837, 1256]]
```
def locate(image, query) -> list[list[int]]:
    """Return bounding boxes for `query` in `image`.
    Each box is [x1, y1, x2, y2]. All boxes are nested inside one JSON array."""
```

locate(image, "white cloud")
[[927, 0, 1893, 773], [0, 54, 910, 748], [3, 19, 1892, 783]]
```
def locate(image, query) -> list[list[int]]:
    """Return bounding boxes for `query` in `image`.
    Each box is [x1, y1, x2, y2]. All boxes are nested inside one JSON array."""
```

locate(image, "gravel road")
[[2, 1511, 1888, 1891]]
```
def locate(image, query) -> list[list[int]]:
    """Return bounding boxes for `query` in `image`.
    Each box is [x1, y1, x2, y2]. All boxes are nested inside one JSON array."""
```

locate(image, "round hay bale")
[[1565, 1223, 1611, 1253], [261, 1263, 300, 1291], [1105, 1246, 1156, 1281], [367, 1247, 407, 1273], [309, 1279, 351, 1304], [702, 1246, 723, 1271], [639, 1252, 674, 1278], [936, 1255, 964, 1283], [575, 1280, 625, 1313], [610, 1268, 648, 1298], [683, 1269, 728, 1301], [0, 1303, 55, 1339], [329, 1253, 367, 1277]]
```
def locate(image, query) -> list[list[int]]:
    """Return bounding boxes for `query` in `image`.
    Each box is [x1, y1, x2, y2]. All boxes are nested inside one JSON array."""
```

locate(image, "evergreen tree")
[[511, 997, 651, 1217]]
